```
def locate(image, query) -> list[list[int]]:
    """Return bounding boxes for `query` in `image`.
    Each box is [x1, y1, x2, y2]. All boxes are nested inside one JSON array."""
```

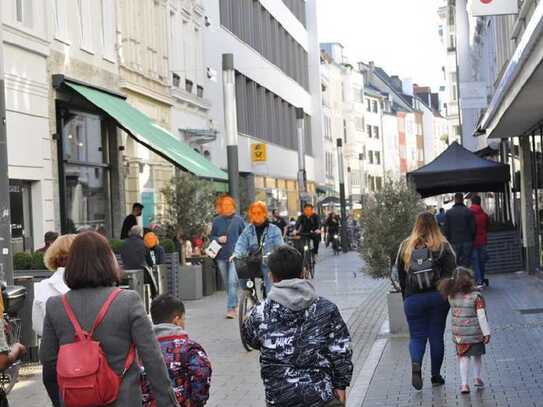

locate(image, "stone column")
[[519, 136, 539, 274]]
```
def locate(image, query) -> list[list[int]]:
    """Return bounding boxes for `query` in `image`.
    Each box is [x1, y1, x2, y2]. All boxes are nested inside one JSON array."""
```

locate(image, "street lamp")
[[337, 139, 349, 252], [222, 53, 240, 210], [296, 108, 307, 210]]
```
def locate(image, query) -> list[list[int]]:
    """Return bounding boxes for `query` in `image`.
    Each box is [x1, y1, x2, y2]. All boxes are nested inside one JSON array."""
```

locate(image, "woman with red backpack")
[[39, 231, 177, 407]]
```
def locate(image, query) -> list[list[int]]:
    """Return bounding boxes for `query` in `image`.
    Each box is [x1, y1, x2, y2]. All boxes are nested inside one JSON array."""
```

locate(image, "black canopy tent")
[[407, 142, 510, 198]]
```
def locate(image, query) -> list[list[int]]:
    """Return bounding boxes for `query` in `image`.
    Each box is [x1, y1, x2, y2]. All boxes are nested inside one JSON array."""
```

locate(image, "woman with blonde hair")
[[32, 234, 77, 337], [394, 212, 456, 391]]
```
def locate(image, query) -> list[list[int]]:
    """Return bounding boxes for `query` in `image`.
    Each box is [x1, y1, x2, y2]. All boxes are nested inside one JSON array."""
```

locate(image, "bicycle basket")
[[234, 255, 263, 280]]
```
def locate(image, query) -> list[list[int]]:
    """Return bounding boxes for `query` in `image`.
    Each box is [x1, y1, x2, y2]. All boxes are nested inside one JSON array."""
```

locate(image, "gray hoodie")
[[153, 323, 188, 338], [267, 278, 318, 311]]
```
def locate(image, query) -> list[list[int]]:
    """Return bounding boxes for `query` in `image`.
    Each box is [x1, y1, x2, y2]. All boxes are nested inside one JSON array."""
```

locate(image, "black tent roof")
[[407, 142, 510, 198]]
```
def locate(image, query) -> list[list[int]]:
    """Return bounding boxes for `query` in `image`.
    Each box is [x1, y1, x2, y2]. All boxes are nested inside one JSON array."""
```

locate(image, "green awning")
[[213, 181, 229, 193], [65, 81, 228, 181]]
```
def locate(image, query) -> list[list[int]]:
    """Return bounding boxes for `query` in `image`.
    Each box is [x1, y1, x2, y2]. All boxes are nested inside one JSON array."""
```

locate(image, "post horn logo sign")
[[471, 0, 519, 16]]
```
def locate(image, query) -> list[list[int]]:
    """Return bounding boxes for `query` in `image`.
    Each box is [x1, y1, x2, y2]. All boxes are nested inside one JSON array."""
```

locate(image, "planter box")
[[387, 291, 409, 335], [202, 257, 217, 296], [178, 264, 203, 301]]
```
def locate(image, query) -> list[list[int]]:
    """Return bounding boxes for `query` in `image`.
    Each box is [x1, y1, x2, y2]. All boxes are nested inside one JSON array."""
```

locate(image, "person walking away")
[[209, 195, 245, 319], [436, 208, 446, 230], [324, 212, 340, 248], [141, 294, 211, 406], [295, 203, 322, 257], [120, 203, 144, 240], [232, 201, 284, 294], [271, 209, 287, 237], [144, 232, 166, 266], [439, 267, 491, 394], [37, 231, 59, 253], [39, 231, 177, 407], [469, 196, 490, 288], [444, 193, 475, 267], [32, 234, 76, 337], [242, 245, 353, 406], [394, 212, 456, 390]]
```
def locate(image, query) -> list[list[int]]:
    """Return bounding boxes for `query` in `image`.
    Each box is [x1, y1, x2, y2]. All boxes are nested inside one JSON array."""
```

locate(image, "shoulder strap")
[[61, 294, 87, 341], [89, 288, 123, 336]]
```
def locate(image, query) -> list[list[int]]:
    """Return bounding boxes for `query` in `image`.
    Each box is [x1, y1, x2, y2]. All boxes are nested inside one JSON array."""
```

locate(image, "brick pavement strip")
[[9, 248, 389, 406], [361, 272, 543, 407]]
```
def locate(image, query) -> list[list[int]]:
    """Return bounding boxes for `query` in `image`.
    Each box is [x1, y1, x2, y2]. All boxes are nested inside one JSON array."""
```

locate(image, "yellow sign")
[[251, 143, 267, 162]]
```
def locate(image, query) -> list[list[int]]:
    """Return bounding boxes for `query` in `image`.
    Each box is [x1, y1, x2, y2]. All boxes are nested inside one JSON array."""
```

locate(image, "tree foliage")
[[159, 173, 216, 242], [360, 179, 424, 278]]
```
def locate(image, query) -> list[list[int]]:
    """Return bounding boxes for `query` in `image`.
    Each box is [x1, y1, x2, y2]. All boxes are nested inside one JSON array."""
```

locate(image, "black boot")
[[412, 362, 423, 390], [431, 375, 445, 387]]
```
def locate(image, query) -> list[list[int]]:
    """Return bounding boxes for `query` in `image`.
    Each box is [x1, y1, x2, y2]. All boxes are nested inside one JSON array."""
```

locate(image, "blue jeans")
[[216, 260, 239, 310], [471, 246, 488, 285], [453, 241, 473, 268], [404, 291, 450, 376]]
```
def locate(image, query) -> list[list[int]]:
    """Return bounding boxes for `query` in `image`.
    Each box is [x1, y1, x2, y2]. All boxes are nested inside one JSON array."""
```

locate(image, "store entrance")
[[9, 180, 33, 253]]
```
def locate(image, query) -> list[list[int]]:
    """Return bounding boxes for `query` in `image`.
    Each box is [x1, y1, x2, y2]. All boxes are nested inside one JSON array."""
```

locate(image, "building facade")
[[2, 0, 51, 251], [203, 0, 323, 215]]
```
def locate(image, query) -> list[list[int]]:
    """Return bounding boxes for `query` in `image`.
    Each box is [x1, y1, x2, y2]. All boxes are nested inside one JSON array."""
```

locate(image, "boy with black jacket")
[[242, 245, 353, 406]]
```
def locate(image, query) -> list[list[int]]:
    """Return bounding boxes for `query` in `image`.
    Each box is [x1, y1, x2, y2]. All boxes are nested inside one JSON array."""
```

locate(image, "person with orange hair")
[[209, 195, 246, 319], [232, 201, 284, 293], [144, 232, 166, 266]]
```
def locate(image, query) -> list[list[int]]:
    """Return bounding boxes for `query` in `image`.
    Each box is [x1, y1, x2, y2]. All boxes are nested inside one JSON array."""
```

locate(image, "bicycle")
[[288, 233, 316, 279], [1, 284, 26, 396], [234, 256, 268, 352]]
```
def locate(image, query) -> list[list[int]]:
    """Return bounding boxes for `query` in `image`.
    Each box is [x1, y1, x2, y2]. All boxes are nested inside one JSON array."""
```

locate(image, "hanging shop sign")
[[470, 0, 519, 17]]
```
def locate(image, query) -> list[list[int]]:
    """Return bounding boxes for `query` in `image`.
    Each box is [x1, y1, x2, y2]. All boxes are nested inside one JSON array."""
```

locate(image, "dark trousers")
[[471, 246, 488, 284], [313, 236, 321, 255], [404, 291, 450, 376], [453, 241, 473, 267]]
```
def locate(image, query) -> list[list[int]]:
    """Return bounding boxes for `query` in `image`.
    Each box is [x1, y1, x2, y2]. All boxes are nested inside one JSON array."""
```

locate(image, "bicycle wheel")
[[1, 318, 21, 395], [308, 253, 315, 279], [238, 290, 256, 352]]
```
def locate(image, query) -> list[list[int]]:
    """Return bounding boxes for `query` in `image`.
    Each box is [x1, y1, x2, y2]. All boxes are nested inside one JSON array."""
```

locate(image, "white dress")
[[32, 267, 69, 337]]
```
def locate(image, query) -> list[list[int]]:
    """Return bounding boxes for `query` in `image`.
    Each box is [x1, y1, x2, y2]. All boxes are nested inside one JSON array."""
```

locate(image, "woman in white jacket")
[[32, 234, 76, 336]]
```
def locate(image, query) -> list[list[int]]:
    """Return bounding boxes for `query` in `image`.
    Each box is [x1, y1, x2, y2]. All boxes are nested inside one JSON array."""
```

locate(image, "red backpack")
[[57, 288, 136, 407]]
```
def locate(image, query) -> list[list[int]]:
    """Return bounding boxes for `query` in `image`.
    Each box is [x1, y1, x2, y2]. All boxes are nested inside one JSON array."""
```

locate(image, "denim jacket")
[[234, 223, 284, 259]]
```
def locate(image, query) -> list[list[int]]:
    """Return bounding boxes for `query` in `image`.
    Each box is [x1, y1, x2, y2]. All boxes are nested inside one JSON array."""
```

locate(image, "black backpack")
[[407, 247, 438, 292]]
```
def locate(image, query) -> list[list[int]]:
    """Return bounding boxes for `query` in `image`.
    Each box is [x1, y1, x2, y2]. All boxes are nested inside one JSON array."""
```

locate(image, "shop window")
[[61, 111, 111, 234]]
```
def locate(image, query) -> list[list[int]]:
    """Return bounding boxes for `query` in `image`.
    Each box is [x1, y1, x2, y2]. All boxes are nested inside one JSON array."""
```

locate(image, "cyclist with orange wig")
[[232, 201, 284, 293]]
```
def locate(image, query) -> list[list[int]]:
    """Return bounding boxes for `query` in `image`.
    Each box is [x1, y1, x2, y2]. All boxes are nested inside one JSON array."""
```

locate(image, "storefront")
[[254, 176, 316, 217], [53, 75, 228, 237]]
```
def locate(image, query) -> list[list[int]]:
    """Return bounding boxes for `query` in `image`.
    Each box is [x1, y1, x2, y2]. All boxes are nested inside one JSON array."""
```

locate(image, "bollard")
[[13, 276, 38, 362], [120, 269, 145, 301]]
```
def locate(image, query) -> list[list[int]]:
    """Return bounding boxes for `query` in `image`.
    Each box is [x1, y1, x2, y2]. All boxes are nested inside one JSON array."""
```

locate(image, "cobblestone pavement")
[[362, 272, 543, 407], [10, 247, 389, 406]]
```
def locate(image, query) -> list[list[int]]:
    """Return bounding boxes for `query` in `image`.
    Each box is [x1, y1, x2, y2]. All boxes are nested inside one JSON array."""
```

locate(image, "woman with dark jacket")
[[39, 231, 178, 407], [394, 212, 456, 391]]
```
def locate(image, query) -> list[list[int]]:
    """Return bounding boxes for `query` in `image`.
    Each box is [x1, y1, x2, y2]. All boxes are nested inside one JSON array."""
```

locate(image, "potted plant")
[[359, 179, 424, 335], [159, 173, 216, 300], [13, 252, 33, 271]]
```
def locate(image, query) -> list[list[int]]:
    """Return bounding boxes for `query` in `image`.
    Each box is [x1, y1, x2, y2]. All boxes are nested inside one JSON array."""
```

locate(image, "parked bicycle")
[[1, 284, 26, 395], [234, 255, 268, 351]]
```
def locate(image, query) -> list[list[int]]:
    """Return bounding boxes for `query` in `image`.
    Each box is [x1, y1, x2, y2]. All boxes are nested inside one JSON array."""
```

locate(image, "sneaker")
[[476, 284, 485, 290], [460, 385, 470, 394], [226, 309, 237, 319], [412, 362, 423, 390], [474, 378, 485, 388], [431, 375, 445, 387]]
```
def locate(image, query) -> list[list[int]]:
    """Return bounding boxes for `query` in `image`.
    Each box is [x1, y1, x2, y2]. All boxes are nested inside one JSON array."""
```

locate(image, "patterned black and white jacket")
[[242, 279, 353, 407]]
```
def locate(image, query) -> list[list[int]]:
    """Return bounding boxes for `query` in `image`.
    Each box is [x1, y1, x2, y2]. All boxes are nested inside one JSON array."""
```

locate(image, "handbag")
[[205, 218, 235, 259]]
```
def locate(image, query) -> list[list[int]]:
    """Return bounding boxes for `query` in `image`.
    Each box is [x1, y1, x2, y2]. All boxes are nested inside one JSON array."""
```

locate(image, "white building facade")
[[2, 0, 52, 251], [203, 0, 323, 215]]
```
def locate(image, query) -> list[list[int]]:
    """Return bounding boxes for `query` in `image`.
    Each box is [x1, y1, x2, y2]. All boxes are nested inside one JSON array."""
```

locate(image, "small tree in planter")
[[158, 173, 215, 301], [360, 180, 424, 334]]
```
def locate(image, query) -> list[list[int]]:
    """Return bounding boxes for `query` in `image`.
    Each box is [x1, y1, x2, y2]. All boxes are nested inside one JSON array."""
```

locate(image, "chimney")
[[390, 75, 402, 91]]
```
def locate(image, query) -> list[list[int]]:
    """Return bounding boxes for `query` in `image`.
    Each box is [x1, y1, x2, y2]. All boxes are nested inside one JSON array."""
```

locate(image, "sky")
[[317, 0, 446, 91]]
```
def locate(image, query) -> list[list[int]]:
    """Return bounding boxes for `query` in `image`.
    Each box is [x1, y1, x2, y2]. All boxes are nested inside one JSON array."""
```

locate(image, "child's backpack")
[[57, 288, 135, 407]]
